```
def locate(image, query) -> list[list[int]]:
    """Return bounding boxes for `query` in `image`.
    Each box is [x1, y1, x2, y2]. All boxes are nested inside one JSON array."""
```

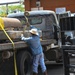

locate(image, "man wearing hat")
[[21, 27, 48, 75]]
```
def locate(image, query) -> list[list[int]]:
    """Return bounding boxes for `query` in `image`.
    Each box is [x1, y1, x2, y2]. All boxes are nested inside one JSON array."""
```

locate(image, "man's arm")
[[21, 34, 32, 41]]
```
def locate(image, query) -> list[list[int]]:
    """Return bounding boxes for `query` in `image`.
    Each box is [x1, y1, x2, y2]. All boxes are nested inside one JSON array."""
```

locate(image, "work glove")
[[21, 34, 24, 37], [21, 34, 24, 40]]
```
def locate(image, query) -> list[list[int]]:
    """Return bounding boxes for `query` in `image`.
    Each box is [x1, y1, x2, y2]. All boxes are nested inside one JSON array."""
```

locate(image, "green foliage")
[[0, 4, 25, 17], [8, 4, 25, 13]]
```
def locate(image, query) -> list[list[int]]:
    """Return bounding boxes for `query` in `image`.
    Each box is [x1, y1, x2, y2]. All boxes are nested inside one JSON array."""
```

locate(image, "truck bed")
[[0, 39, 56, 51]]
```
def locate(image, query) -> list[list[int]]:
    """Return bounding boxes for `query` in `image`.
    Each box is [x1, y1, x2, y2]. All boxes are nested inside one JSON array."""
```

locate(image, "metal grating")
[[60, 17, 75, 31]]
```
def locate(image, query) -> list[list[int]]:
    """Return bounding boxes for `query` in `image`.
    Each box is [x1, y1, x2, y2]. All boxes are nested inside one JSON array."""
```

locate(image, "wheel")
[[16, 51, 32, 75]]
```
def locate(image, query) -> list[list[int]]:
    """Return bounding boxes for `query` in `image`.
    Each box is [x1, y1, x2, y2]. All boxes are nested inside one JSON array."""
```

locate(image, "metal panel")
[[0, 39, 56, 51], [60, 17, 75, 31]]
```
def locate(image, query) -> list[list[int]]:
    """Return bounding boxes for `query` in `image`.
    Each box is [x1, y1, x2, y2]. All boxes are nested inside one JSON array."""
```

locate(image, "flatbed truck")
[[0, 10, 61, 75]]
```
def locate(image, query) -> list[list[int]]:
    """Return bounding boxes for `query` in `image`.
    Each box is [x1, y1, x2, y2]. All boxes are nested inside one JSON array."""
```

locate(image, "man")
[[21, 27, 48, 75]]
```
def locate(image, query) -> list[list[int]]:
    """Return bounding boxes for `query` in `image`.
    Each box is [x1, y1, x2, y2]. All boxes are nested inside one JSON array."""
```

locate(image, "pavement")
[[38, 61, 75, 75]]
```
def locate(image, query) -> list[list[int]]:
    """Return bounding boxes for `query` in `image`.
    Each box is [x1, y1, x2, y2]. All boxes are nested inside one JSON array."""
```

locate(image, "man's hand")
[[21, 34, 24, 37], [21, 34, 24, 40]]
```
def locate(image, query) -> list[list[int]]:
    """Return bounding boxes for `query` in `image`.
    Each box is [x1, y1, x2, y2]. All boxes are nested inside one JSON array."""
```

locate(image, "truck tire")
[[16, 51, 32, 75]]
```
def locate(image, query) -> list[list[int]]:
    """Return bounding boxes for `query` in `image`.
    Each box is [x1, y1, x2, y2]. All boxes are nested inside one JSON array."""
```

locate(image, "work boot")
[[43, 70, 48, 75], [33, 72, 38, 75]]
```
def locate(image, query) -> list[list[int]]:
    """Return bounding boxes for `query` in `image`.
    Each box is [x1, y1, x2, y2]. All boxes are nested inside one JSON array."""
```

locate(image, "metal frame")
[[62, 45, 75, 75]]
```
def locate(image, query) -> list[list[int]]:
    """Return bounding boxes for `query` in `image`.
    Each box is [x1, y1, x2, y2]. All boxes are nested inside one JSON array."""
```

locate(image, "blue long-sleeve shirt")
[[21, 25, 43, 55], [21, 35, 43, 55]]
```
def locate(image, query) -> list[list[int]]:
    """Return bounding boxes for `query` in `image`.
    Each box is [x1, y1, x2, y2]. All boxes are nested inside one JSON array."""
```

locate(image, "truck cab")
[[7, 10, 60, 45], [7, 10, 62, 62]]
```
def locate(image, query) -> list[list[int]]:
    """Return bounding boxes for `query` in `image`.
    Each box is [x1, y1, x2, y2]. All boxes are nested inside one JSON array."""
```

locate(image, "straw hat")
[[29, 28, 39, 36]]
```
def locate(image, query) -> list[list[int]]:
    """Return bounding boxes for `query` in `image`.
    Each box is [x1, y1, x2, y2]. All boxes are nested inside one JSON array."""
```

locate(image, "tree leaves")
[[0, 4, 25, 17]]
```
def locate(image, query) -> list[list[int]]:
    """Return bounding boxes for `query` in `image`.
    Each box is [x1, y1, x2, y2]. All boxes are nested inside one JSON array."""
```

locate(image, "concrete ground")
[[38, 61, 75, 75]]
